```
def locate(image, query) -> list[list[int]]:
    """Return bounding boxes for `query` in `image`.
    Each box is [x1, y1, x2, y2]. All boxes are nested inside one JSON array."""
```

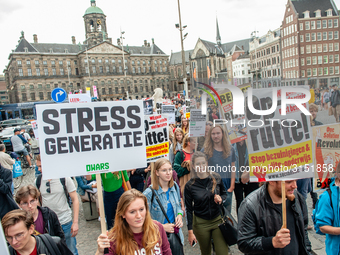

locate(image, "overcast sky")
[[1, 0, 340, 76]]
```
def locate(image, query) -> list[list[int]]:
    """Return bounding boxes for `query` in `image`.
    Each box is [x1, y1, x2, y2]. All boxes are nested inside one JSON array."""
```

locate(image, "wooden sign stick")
[[96, 173, 107, 234], [281, 181, 287, 228]]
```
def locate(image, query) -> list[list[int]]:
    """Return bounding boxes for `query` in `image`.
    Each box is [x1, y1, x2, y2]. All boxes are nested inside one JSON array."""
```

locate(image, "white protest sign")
[[145, 115, 169, 162], [30, 120, 39, 139], [36, 101, 146, 179], [0, 221, 10, 255], [162, 105, 175, 124], [69, 94, 92, 103], [189, 109, 206, 137]]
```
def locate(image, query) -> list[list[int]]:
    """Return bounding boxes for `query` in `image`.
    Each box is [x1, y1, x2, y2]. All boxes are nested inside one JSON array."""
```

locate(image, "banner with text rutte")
[[313, 124, 340, 189], [219, 85, 250, 144], [145, 114, 169, 162], [36, 101, 147, 180], [247, 89, 313, 182]]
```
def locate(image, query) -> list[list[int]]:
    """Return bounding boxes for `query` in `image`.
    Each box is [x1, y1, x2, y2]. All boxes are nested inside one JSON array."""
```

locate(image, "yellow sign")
[[186, 112, 190, 119]]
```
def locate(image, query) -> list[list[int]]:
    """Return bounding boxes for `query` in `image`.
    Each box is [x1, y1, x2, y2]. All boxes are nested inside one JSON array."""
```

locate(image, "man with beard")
[[237, 180, 312, 255]]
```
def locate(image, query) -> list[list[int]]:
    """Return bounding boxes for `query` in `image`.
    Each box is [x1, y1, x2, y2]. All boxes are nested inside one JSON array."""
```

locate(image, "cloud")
[[0, 1, 23, 21]]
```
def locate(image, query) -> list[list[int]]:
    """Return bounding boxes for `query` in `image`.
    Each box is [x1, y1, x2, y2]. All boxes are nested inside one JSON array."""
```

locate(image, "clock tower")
[[83, 0, 111, 48]]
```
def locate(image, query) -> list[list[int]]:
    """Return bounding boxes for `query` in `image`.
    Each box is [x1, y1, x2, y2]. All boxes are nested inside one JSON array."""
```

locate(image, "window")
[[311, 33, 316, 41], [335, 66, 339, 74], [19, 68, 23, 76], [335, 54, 339, 62], [306, 45, 311, 53], [305, 21, 310, 30], [91, 59, 95, 64], [35, 60, 39, 65], [323, 20, 327, 29], [44, 68, 48, 76], [119, 66, 122, 73], [307, 69, 311, 77], [318, 67, 323, 76], [300, 35, 304, 42], [105, 59, 109, 63], [306, 57, 311, 65], [98, 59, 102, 63], [27, 69, 32, 76], [328, 19, 333, 28], [112, 66, 116, 73], [99, 66, 103, 73], [324, 44, 328, 52], [329, 43, 333, 52], [60, 69, 64, 75], [318, 56, 322, 64], [312, 45, 316, 53], [306, 33, 310, 42], [335, 19, 339, 28], [106, 66, 110, 73], [59, 61, 63, 66], [335, 31, 339, 40], [138, 67, 141, 73], [118, 59, 122, 64], [36, 68, 40, 76], [301, 70, 305, 77], [329, 31, 333, 40], [316, 32, 321, 41], [317, 20, 321, 29], [39, 92, 44, 100], [85, 66, 89, 74], [312, 56, 317, 64], [51, 60, 55, 66], [26, 60, 31, 65], [330, 67, 334, 75], [92, 66, 96, 73], [22, 93, 27, 101], [112, 59, 116, 64], [143, 67, 146, 73], [329, 55, 334, 63], [21, 85, 25, 90], [17, 60, 22, 66], [132, 67, 136, 73], [301, 58, 305, 66], [335, 43, 339, 51], [324, 67, 328, 75], [313, 68, 317, 76], [318, 44, 322, 52], [300, 23, 303, 30], [46, 84, 50, 89]]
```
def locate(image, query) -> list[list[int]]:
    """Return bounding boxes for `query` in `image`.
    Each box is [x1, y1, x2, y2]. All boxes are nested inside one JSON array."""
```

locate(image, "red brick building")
[[281, 0, 339, 88]]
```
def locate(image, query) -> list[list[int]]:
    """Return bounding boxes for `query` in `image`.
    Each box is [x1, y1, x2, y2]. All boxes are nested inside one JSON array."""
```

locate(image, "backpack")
[[312, 188, 333, 235], [36, 175, 72, 208]]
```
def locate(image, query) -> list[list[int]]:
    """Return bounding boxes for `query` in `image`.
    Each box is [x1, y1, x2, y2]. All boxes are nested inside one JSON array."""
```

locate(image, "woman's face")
[[193, 157, 208, 173], [189, 139, 196, 150], [156, 163, 172, 183], [182, 119, 187, 127], [175, 132, 183, 142], [123, 198, 146, 233]]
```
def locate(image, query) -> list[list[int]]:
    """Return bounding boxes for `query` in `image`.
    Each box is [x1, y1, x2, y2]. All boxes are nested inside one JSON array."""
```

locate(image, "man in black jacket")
[[2, 209, 72, 255], [330, 84, 340, 122], [15, 185, 65, 242], [237, 181, 312, 255], [0, 165, 19, 219]]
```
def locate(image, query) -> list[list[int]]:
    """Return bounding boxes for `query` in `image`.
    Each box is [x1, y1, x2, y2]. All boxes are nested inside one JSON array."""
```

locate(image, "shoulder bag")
[[150, 188, 184, 255]]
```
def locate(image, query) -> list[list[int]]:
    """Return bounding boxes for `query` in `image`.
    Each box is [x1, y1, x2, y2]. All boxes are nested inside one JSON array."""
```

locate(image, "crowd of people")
[[1, 93, 340, 255]]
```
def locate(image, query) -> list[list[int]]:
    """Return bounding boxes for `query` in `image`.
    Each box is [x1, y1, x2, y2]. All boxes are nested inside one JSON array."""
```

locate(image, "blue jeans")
[[104, 187, 124, 229], [62, 221, 79, 255], [223, 191, 233, 213]]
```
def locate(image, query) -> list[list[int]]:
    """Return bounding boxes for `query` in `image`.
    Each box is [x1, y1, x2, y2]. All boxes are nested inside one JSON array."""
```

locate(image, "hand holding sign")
[[253, 166, 267, 182]]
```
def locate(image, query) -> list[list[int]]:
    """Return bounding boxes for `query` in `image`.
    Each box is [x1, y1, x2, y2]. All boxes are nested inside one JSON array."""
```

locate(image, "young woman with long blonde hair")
[[96, 189, 171, 255], [169, 128, 185, 164]]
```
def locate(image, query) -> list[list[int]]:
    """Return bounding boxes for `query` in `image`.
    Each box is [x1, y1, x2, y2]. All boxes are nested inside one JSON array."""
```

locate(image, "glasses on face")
[[20, 199, 37, 207], [46, 181, 51, 193], [6, 232, 25, 243], [159, 169, 173, 174]]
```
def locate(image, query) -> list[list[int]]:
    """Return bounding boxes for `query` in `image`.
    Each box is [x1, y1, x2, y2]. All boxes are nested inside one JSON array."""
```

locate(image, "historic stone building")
[[4, 0, 170, 103], [169, 50, 193, 94]]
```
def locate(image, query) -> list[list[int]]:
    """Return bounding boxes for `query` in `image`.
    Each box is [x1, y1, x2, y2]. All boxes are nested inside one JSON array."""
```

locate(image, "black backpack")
[[36, 175, 72, 208]]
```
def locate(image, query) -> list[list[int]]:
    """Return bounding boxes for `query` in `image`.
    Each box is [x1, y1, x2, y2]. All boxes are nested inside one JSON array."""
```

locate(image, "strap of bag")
[[150, 188, 172, 224], [87, 191, 93, 215], [327, 188, 333, 209], [60, 178, 71, 208], [38, 234, 62, 255]]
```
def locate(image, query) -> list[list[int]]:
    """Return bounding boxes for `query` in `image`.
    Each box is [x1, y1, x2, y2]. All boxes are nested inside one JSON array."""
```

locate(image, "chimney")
[[152, 38, 154, 44], [144, 40, 147, 47], [72, 36, 76, 45], [242, 45, 244, 50], [33, 34, 38, 43], [147, 42, 150, 47]]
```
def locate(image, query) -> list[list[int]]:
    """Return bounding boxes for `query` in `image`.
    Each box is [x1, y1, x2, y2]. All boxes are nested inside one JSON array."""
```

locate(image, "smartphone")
[[192, 240, 197, 247]]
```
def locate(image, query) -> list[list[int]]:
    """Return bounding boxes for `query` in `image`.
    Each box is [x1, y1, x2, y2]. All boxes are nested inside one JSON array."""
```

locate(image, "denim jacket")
[[75, 176, 92, 196], [143, 182, 184, 245], [232, 143, 248, 183]]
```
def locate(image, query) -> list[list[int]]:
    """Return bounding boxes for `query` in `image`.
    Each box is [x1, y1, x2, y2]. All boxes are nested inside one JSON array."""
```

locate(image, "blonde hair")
[[109, 189, 161, 255], [309, 103, 318, 112], [151, 158, 174, 190], [203, 125, 231, 159], [181, 117, 189, 133], [173, 128, 185, 154]]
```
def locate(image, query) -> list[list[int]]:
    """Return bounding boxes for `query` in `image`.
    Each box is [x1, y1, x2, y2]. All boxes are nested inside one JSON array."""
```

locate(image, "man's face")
[[36, 160, 42, 173], [178, 103, 181, 107], [5, 221, 34, 251], [272, 181, 297, 201], [309, 109, 317, 120], [19, 195, 38, 215], [145, 102, 149, 107], [211, 127, 223, 144], [205, 124, 211, 137]]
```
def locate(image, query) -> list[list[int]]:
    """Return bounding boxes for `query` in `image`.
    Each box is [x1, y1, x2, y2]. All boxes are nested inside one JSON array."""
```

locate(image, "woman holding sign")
[[185, 151, 228, 255], [169, 128, 184, 164], [87, 171, 130, 229], [95, 189, 171, 255]]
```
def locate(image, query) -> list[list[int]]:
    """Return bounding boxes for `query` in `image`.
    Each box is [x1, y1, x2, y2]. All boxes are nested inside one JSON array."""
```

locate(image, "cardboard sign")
[[247, 89, 313, 182], [143, 99, 154, 115], [145, 114, 169, 162], [162, 105, 175, 124], [36, 101, 146, 179], [313, 124, 340, 189], [30, 120, 39, 139], [69, 94, 92, 103], [189, 110, 206, 137], [0, 222, 10, 255]]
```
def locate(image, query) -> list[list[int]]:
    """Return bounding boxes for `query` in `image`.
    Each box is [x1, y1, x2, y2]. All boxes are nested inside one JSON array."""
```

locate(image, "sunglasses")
[[46, 181, 51, 193]]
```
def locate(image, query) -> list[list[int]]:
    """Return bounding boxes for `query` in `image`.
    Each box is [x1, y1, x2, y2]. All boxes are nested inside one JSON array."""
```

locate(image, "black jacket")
[[0, 165, 19, 219], [9, 234, 72, 255], [330, 90, 340, 107], [237, 184, 312, 255], [38, 206, 66, 242], [184, 173, 227, 230]]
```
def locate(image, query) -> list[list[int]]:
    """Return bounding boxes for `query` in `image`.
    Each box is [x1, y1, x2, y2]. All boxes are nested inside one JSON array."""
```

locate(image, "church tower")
[[83, 0, 111, 47], [216, 17, 221, 47]]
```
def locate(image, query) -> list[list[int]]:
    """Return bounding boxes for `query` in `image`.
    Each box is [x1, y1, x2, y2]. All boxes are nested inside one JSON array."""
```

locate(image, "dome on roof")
[[84, 0, 104, 15]]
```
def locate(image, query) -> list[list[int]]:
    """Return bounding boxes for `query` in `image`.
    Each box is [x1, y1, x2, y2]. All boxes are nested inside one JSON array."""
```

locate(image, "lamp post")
[[176, 0, 188, 100], [251, 31, 259, 88], [120, 30, 128, 99]]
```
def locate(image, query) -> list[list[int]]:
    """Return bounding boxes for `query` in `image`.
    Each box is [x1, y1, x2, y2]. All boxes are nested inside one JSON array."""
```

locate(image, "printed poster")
[[189, 110, 206, 137], [162, 105, 175, 124], [145, 114, 169, 162]]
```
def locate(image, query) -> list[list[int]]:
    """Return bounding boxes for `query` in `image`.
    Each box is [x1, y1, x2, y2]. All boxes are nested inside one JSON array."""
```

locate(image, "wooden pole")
[[281, 181, 287, 228], [96, 173, 107, 234], [150, 162, 155, 181]]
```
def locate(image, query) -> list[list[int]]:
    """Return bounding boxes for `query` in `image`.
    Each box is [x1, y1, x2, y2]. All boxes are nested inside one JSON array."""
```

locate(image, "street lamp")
[[251, 30, 259, 88], [176, 0, 188, 100], [120, 30, 128, 99]]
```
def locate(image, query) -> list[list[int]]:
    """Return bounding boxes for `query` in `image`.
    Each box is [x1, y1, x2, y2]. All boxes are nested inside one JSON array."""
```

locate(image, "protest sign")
[[247, 88, 313, 182], [189, 110, 206, 137], [143, 99, 154, 115], [30, 120, 39, 139], [145, 114, 169, 162], [36, 101, 146, 179], [155, 102, 163, 114], [162, 105, 175, 124], [312, 124, 340, 189], [0, 222, 10, 255], [69, 94, 91, 103], [219, 85, 250, 144]]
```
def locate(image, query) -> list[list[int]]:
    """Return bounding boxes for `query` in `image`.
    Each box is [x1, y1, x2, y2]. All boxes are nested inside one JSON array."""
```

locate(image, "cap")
[[14, 128, 21, 132]]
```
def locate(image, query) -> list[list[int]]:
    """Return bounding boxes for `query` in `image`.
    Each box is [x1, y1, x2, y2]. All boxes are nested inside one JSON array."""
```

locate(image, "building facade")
[[281, 0, 340, 88], [4, 0, 170, 103], [249, 28, 282, 88], [232, 54, 252, 86], [0, 76, 9, 104]]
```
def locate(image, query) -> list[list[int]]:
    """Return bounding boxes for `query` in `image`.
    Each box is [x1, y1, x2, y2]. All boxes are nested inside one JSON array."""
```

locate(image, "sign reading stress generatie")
[[36, 101, 147, 179]]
